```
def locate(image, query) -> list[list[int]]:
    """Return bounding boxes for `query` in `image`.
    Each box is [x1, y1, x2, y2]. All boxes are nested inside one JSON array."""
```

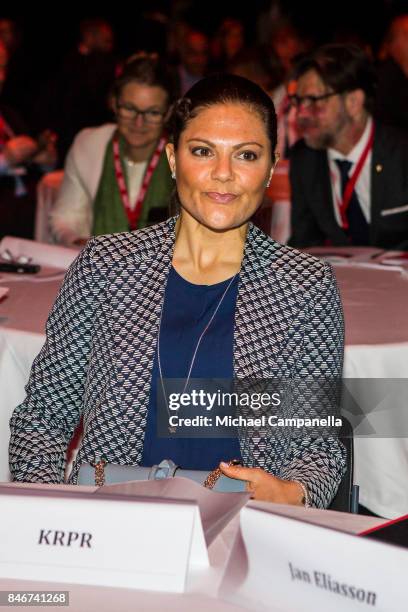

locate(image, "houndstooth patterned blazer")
[[9, 217, 346, 508]]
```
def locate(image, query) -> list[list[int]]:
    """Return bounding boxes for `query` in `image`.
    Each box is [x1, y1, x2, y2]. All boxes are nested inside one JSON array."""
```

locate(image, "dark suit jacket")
[[289, 122, 408, 249]]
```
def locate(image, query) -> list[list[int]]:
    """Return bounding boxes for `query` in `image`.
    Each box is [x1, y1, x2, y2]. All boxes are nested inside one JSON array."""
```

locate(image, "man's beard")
[[298, 108, 351, 150]]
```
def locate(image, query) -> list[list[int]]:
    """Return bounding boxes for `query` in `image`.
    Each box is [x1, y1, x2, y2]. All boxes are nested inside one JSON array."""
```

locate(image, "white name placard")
[[0, 486, 208, 592], [220, 505, 408, 612]]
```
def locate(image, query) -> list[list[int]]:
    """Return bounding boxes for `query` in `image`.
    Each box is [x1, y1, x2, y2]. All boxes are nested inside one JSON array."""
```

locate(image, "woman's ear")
[[165, 143, 176, 176]]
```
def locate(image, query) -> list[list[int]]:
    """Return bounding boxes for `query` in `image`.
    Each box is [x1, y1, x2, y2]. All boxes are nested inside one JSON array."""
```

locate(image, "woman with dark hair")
[[50, 56, 176, 246], [10, 74, 346, 508]]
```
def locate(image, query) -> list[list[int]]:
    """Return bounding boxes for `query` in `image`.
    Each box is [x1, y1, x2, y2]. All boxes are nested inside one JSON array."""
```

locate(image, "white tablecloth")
[[1, 244, 407, 517], [307, 247, 408, 518], [0, 238, 77, 481]]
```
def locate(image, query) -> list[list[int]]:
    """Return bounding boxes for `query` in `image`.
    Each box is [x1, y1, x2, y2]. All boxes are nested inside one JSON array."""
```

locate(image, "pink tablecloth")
[[335, 264, 408, 345], [306, 246, 408, 518], [306, 246, 408, 345]]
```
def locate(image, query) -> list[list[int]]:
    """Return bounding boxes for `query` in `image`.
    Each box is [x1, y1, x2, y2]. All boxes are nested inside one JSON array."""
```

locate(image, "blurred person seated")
[[51, 18, 117, 162], [229, 48, 281, 189], [0, 18, 47, 130], [50, 56, 176, 247], [375, 14, 408, 132], [230, 48, 299, 242], [229, 47, 281, 97], [125, 1, 170, 57], [0, 41, 57, 239], [289, 44, 408, 250], [0, 18, 27, 118], [175, 24, 209, 94], [210, 17, 245, 71], [267, 18, 310, 155], [269, 19, 309, 80]]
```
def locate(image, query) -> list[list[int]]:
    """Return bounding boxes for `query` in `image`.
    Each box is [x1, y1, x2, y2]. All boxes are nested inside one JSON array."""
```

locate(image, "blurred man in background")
[[176, 25, 209, 94], [289, 44, 408, 250]]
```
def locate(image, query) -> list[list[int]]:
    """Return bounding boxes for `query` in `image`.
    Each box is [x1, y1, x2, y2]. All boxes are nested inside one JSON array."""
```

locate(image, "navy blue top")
[[141, 266, 242, 469]]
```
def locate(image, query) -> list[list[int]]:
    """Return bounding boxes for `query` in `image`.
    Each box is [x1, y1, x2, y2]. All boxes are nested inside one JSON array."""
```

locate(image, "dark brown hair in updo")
[[168, 73, 278, 163]]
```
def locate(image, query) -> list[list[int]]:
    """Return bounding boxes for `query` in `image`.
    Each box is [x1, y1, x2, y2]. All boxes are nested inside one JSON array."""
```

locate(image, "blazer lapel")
[[110, 219, 176, 463], [234, 224, 306, 378]]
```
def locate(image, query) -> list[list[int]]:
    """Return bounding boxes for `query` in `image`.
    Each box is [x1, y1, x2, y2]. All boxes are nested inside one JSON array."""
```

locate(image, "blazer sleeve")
[[278, 262, 347, 508], [9, 240, 101, 483], [289, 145, 327, 248]]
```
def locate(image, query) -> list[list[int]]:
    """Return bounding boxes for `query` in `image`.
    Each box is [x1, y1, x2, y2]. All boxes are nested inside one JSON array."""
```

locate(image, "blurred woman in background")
[[50, 56, 176, 246]]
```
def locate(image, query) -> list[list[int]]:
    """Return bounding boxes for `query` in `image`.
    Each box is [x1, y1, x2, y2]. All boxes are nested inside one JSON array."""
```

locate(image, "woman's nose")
[[211, 154, 234, 181], [134, 112, 145, 127]]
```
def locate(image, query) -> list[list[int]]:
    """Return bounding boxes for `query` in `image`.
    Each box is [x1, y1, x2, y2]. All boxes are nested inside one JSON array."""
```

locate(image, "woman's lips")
[[206, 192, 238, 203]]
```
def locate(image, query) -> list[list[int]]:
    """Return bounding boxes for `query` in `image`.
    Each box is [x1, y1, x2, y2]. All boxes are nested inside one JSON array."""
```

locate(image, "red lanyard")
[[334, 122, 375, 230], [113, 134, 166, 230]]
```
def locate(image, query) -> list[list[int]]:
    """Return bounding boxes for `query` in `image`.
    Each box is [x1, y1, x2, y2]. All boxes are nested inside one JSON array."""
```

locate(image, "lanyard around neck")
[[333, 121, 375, 230], [113, 133, 166, 231]]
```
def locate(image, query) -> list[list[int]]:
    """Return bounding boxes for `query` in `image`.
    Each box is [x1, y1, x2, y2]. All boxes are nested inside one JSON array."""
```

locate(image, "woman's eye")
[[238, 150, 258, 161], [191, 147, 212, 157]]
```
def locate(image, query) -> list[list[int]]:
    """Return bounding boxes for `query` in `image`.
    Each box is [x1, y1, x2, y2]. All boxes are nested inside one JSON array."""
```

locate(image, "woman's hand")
[[219, 462, 305, 506]]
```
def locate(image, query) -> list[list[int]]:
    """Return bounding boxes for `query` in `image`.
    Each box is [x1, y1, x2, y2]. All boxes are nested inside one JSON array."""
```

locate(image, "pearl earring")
[[171, 170, 176, 179]]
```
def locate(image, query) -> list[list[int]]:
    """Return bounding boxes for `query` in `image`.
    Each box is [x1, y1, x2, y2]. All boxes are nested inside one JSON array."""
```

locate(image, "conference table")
[[1, 240, 407, 518], [0, 481, 388, 612]]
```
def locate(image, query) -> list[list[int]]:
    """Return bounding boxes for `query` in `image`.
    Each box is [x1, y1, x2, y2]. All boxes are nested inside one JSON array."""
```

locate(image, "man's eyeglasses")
[[117, 103, 166, 124], [288, 92, 338, 110]]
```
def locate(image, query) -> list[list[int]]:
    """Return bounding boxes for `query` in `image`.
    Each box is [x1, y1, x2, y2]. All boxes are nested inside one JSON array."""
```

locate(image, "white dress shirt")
[[125, 159, 148, 210], [328, 116, 373, 226]]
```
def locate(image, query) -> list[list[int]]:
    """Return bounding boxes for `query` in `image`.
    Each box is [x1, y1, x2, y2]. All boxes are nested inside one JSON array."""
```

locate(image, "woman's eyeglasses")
[[288, 91, 338, 110], [117, 103, 166, 124]]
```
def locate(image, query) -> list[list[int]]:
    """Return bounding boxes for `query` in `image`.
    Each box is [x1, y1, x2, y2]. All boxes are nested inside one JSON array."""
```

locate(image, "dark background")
[[4, 0, 408, 74]]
